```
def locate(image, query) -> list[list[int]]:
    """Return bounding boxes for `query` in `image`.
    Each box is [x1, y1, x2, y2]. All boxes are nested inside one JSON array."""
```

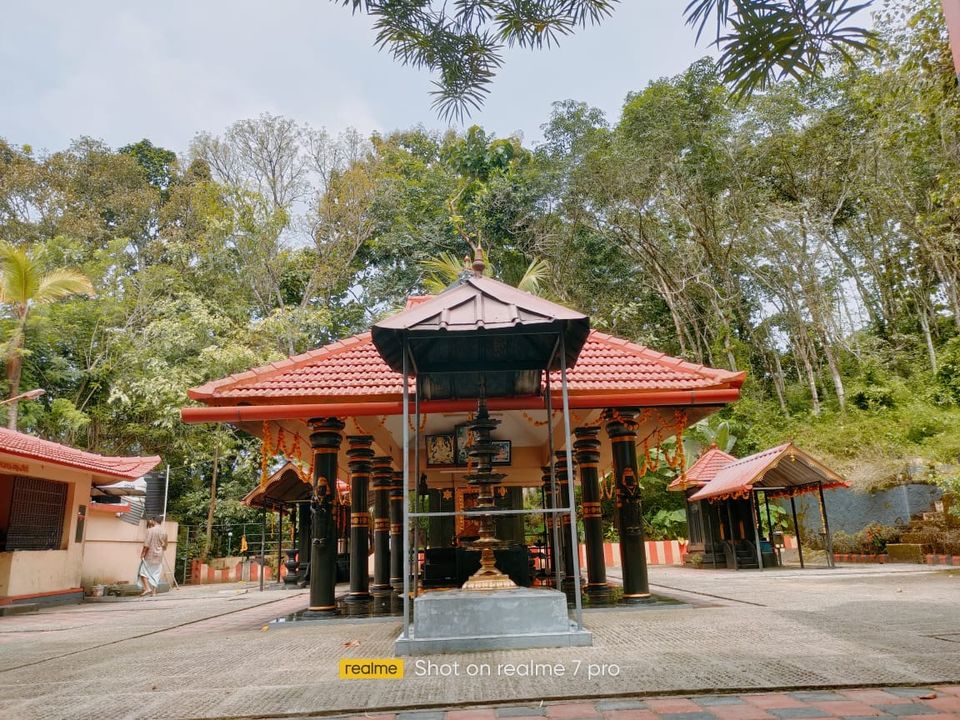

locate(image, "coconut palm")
[[0, 244, 94, 429], [421, 250, 551, 296]]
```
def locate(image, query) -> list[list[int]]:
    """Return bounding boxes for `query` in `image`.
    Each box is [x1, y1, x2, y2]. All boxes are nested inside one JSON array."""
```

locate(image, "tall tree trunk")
[[794, 337, 821, 417], [5, 319, 25, 431], [820, 338, 846, 412], [203, 444, 221, 561], [932, 255, 960, 329], [826, 229, 885, 334], [770, 351, 789, 415], [919, 307, 938, 372], [5, 353, 22, 431]]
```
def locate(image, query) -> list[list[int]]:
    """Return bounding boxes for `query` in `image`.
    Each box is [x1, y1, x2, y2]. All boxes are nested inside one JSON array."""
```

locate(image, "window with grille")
[[6, 477, 67, 551]]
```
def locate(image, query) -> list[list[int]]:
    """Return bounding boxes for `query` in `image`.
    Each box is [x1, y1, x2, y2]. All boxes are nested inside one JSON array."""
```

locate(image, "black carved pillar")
[[371, 456, 393, 594], [575, 426, 607, 591], [283, 505, 300, 587], [307, 417, 345, 613], [540, 465, 560, 580], [345, 435, 374, 602], [604, 409, 650, 601], [389, 470, 404, 591], [554, 450, 578, 587], [296, 501, 310, 587]]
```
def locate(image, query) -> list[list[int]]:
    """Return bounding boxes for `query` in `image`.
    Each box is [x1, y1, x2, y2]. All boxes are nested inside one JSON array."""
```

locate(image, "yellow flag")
[[240, 534, 248, 554]]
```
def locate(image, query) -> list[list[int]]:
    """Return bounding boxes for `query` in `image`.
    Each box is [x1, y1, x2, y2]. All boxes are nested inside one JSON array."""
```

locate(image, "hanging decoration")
[[520, 410, 553, 427], [259, 422, 316, 488], [259, 421, 273, 486], [625, 409, 689, 486]]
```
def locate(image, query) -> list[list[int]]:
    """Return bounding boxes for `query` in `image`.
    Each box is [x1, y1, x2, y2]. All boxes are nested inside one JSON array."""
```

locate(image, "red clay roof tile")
[[667, 445, 736, 491], [189, 330, 745, 403], [0, 428, 161, 482]]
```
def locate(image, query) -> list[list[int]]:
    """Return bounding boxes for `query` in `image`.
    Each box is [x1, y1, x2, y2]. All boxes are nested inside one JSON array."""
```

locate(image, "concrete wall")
[[81, 514, 178, 587], [792, 483, 942, 535]]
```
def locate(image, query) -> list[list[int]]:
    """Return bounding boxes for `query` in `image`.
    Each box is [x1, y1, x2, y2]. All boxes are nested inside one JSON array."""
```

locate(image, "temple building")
[[182, 260, 745, 642]]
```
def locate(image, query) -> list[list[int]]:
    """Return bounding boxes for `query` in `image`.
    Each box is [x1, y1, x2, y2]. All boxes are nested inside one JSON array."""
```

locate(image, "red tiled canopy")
[[667, 444, 736, 491], [188, 330, 745, 403], [687, 442, 848, 502], [0, 428, 161, 482]]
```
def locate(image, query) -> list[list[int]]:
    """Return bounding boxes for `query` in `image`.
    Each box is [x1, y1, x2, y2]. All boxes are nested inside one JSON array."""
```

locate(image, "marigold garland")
[[260, 422, 315, 488], [521, 410, 552, 427]]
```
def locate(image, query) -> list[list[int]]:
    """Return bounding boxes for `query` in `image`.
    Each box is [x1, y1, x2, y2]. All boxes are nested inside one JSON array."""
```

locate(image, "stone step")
[[0, 603, 38, 616], [886, 543, 925, 563]]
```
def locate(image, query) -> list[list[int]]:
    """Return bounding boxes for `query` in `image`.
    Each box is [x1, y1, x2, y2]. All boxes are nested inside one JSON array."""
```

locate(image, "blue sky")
[[1, 1, 714, 154]]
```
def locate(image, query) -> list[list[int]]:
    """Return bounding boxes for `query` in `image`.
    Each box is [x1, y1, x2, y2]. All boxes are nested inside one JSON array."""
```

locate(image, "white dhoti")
[[138, 557, 163, 590]]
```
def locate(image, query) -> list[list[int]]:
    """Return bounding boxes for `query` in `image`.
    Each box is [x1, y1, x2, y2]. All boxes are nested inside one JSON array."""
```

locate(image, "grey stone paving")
[[0, 566, 957, 720]]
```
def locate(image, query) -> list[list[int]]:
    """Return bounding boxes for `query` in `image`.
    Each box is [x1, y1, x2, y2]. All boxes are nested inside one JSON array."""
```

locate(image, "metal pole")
[[413, 376, 421, 596], [790, 495, 804, 569], [545, 369, 563, 590], [764, 492, 773, 541], [401, 339, 411, 639], [751, 491, 763, 571], [818, 481, 835, 568], [726, 501, 738, 570], [277, 507, 283, 585], [559, 333, 584, 630], [183, 525, 190, 584], [161, 464, 170, 523], [540, 483, 548, 576], [260, 506, 266, 591], [703, 502, 717, 569]]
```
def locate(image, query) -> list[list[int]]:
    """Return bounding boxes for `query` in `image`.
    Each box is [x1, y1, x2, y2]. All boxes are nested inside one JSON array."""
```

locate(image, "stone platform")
[[394, 586, 593, 655]]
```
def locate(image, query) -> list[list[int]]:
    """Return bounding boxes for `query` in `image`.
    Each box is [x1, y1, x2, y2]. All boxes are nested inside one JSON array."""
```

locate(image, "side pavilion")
[[0, 428, 161, 606], [670, 442, 849, 570], [182, 274, 746, 624]]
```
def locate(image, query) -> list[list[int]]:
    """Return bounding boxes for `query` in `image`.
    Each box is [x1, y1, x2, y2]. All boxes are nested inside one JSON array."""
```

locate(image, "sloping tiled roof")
[[189, 330, 745, 403], [667, 445, 736, 491], [0, 428, 161, 482], [688, 442, 848, 502], [552, 332, 743, 392]]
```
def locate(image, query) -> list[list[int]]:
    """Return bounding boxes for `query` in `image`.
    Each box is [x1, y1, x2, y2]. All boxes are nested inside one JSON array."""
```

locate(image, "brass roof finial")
[[472, 247, 486, 277]]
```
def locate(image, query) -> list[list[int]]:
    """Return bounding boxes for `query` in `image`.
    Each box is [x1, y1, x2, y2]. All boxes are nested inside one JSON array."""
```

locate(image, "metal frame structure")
[[397, 331, 587, 640]]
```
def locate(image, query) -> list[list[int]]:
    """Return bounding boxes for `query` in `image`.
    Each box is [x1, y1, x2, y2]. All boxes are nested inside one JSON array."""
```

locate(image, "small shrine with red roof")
[[671, 442, 848, 570]]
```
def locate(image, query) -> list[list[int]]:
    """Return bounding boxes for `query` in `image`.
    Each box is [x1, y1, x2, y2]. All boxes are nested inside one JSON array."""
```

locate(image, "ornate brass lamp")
[[461, 398, 516, 590]]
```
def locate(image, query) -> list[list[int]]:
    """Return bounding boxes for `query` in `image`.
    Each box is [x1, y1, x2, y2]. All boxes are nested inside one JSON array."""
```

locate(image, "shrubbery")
[[814, 522, 903, 554]]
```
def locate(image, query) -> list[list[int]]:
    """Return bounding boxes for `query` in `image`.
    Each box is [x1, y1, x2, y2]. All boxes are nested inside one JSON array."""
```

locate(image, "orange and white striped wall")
[[189, 559, 279, 584], [580, 536, 799, 568]]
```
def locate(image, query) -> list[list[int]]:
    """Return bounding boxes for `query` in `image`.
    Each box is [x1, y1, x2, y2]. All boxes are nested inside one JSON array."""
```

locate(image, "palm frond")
[[516, 257, 551, 294], [35, 270, 95, 304], [0, 244, 40, 307], [421, 251, 470, 293]]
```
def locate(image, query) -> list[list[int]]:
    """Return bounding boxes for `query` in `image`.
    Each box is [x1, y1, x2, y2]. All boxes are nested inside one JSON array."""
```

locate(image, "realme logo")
[[339, 659, 405, 680]]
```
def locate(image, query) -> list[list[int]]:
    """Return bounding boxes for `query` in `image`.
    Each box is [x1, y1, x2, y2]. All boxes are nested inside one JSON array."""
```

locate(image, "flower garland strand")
[[260, 422, 315, 487]]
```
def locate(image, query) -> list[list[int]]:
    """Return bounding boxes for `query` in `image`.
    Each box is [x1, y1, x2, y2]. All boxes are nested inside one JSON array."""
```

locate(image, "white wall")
[[82, 514, 178, 586]]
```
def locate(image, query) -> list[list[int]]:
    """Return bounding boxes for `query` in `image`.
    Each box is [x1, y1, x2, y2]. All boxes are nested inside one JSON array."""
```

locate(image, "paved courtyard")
[[0, 564, 958, 720]]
